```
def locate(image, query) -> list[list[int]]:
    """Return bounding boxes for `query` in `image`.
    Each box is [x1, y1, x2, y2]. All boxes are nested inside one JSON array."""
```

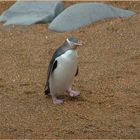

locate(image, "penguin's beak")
[[75, 41, 83, 46]]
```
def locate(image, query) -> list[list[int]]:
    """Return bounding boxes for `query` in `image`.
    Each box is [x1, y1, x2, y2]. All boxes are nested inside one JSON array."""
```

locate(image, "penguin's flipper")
[[75, 66, 78, 76], [44, 60, 58, 95], [52, 60, 57, 72]]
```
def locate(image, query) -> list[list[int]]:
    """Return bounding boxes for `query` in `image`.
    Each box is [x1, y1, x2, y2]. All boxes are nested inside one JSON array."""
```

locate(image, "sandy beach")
[[0, 1, 140, 139]]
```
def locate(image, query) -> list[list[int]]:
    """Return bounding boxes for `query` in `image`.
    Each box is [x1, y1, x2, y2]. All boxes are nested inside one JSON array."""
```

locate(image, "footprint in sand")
[[19, 83, 30, 87]]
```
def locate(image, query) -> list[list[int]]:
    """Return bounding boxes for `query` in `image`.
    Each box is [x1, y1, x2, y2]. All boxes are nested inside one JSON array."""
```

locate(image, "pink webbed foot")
[[52, 96, 64, 104], [67, 88, 80, 97]]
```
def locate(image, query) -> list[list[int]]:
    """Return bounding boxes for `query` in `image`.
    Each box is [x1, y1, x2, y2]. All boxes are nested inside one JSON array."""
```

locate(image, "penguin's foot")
[[52, 96, 64, 104], [67, 88, 80, 97]]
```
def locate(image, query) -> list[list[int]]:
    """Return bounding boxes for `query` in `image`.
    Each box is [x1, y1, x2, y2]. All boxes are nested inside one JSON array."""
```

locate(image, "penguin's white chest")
[[49, 50, 78, 95]]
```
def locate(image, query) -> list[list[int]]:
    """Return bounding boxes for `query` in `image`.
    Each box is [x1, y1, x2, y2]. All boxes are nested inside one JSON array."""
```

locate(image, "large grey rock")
[[49, 3, 135, 32], [0, 1, 64, 25]]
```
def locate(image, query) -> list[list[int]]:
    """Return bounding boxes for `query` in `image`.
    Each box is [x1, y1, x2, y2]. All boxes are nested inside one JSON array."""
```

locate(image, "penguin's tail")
[[45, 88, 50, 96], [44, 80, 51, 96]]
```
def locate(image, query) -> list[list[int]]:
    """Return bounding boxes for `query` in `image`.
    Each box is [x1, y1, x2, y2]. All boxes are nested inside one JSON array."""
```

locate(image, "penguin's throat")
[[70, 45, 77, 50]]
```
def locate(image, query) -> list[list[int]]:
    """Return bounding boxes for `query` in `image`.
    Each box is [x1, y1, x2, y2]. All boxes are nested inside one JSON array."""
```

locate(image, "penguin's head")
[[66, 36, 82, 49]]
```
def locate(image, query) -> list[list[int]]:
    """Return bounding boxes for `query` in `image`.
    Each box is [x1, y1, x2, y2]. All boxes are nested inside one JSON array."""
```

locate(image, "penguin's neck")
[[63, 49, 77, 60]]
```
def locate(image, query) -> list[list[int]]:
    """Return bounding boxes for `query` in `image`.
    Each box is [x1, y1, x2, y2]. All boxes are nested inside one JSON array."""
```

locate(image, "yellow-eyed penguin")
[[45, 37, 82, 104]]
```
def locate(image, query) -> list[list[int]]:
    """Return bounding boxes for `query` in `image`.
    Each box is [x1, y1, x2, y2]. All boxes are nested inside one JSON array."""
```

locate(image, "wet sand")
[[0, 1, 140, 139]]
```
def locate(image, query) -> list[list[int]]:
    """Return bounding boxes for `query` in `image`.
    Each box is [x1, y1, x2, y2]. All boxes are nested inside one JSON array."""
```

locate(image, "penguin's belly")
[[49, 50, 77, 95]]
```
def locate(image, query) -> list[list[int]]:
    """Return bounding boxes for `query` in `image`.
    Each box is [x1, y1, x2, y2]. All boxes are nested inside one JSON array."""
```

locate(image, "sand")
[[0, 1, 140, 139]]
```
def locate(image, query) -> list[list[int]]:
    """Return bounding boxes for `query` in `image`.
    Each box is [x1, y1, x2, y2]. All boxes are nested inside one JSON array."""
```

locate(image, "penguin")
[[45, 37, 82, 104]]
